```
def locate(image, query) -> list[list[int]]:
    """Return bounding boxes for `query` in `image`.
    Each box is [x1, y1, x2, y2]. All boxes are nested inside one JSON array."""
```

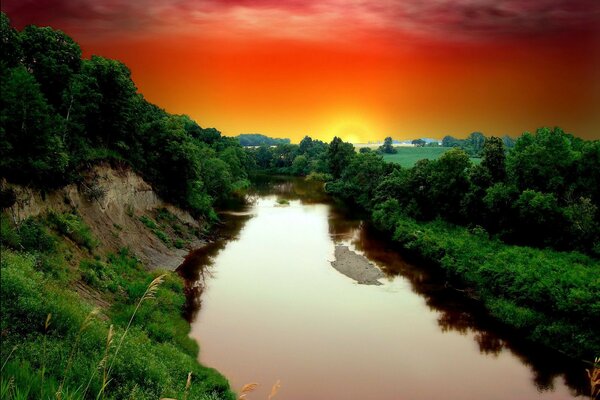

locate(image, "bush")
[[47, 212, 97, 251]]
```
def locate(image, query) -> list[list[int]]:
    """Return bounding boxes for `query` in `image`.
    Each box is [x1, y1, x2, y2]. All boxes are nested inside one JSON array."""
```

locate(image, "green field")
[[382, 147, 480, 168]]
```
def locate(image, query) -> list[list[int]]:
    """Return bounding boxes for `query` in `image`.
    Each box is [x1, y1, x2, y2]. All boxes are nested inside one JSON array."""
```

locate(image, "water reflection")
[[325, 190, 588, 397], [178, 211, 253, 321], [178, 176, 588, 398]]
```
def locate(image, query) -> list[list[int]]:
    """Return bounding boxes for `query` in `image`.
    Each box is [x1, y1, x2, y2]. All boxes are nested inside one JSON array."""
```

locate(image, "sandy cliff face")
[[5, 164, 205, 270]]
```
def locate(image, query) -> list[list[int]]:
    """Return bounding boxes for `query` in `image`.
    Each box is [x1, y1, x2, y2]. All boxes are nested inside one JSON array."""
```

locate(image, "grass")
[[381, 147, 480, 168], [138, 209, 201, 249], [0, 211, 234, 400]]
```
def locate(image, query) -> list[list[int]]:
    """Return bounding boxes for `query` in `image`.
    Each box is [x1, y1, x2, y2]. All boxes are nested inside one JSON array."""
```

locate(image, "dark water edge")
[[177, 175, 591, 398]]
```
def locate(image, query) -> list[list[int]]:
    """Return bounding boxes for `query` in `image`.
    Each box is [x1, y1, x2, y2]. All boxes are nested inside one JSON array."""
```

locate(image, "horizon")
[[2, 1, 599, 142]]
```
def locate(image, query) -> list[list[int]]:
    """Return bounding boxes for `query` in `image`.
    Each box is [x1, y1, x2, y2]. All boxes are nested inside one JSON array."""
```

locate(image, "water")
[[178, 177, 588, 400]]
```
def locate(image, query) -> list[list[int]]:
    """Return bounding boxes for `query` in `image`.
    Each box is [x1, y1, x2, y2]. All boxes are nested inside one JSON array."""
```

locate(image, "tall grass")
[[588, 357, 600, 400]]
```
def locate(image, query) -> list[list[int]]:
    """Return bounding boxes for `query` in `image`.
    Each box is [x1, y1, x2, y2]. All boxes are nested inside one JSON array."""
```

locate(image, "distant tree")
[[237, 134, 290, 147], [298, 136, 313, 154], [327, 152, 387, 209], [481, 137, 506, 183], [327, 136, 355, 178], [359, 147, 372, 154], [292, 155, 310, 176], [442, 135, 463, 147], [502, 135, 515, 150], [379, 136, 397, 154], [429, 148, 472, 222], [464, 132, 486, 156], [411, 139, 426, 147], [254, 145, 273, 169]]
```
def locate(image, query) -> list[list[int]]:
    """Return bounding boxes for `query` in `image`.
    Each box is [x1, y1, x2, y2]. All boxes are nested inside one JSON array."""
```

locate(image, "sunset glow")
[[3, 0, 600, 142]]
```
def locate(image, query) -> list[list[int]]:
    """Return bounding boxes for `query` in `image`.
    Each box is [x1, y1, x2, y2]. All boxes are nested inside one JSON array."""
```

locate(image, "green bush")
[[47, 212, 97, 251]]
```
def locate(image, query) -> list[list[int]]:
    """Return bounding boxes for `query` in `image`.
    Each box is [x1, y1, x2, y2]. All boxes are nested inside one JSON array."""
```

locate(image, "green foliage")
[[1, 66, 69, 186], [19, 24, 81, 108], [371, 205, 600, 358], [379, 136, 397, 154], [0, 15, 251, 220], [47, 211, 97, 251], [327, 136, 355, 179], [0, 237, 234, 400], [237, 133, 290, 146]]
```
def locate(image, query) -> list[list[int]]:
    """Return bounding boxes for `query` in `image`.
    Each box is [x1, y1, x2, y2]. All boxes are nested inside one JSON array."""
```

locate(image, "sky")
[[3, 0, 600, 142]]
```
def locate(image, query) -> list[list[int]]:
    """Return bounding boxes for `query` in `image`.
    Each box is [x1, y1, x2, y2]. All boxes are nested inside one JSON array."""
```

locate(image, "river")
[[178, 177, 588, 400]]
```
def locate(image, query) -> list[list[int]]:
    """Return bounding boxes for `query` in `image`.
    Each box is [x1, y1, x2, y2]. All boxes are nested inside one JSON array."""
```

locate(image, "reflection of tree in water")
[[180, 176, 588, 397], [330, 213, 588, 396], [177, 211, 252, 321]]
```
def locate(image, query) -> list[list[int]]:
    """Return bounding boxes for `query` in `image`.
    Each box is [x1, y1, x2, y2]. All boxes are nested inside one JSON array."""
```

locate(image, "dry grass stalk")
[[41, 313, 52, 397], [102, 274, 166, 397], [587, 356, 600, 400], [183, 372, 192, 400], [268, 380, 281, 400], [238, 383, 259, 399], [57, 308, 99, 399], [1, 345, 18, 372]]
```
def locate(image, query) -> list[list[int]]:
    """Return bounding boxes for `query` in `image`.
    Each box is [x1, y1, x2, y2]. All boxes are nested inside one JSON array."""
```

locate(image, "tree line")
[[247, 129, 599, 256], [0, 13, 251, 220]]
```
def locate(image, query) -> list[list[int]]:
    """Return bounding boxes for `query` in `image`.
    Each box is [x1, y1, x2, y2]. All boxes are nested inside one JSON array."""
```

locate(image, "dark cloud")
[[2, 0, 599, 41]]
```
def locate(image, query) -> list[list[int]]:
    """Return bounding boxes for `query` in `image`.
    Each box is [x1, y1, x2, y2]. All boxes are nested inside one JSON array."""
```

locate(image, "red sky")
[[3, 0, 600, 142]]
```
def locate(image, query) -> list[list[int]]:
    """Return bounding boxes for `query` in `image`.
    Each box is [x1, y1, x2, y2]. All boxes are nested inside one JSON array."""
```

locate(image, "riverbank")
[[0, 166, 235, 399], [371, 199, 600, 360]]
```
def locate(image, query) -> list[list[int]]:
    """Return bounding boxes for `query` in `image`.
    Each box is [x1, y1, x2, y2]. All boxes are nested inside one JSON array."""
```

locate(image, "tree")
[[254, 145, 273, 169], [81, 56, 138, 147], [442, 135, 462, 147], [411, 139, 426, 147], [327, 136, 355, 179], [298, 136, 313, 154], [291, 155, 310, 176], [0, 67, 68, 185], [379, 136, 397, 154], [480, 136, 506, 183], [464, 132, 486, 156], [0, 13, 21, 68], [327, 152, 387, 209], [507, 127, 577, 196], [20, 25, 82, 108], [428, 148, 471, 222]]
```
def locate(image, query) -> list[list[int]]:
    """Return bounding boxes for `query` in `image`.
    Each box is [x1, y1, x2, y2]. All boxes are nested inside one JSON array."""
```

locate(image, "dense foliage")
[[245, 135, 331, 179], [236, 133, 291, 147], [442, 132, 515, 156], [0, 13, 250, 220]]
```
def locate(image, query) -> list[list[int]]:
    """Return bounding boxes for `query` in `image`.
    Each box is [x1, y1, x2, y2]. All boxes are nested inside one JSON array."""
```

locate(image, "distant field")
[[380, 147, 481, 168]]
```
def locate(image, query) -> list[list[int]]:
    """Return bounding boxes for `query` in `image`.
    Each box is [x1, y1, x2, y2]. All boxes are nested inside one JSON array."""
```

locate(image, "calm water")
[[178, 177, 588, 400]]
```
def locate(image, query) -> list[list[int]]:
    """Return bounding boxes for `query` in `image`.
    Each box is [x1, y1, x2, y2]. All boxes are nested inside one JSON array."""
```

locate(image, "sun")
[[327, 115, 372, 144]]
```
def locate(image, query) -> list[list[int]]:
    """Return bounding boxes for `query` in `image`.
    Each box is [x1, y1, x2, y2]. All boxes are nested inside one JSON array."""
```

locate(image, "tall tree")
[[379, 136, 397, 154], [0, 67, 68, 185], [327, 136, 355, 179], [0, 13, 21, 69], [20, 25, 81, 108], [481, 136, 506, 183]]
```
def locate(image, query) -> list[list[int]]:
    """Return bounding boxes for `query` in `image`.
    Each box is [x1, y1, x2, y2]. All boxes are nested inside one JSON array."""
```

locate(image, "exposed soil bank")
[[330, 245, 385, 285], [4, 163, 206, 270]]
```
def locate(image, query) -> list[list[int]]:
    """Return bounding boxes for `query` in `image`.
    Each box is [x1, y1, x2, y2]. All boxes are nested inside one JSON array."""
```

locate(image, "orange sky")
[[3, 0, 600, 142]]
